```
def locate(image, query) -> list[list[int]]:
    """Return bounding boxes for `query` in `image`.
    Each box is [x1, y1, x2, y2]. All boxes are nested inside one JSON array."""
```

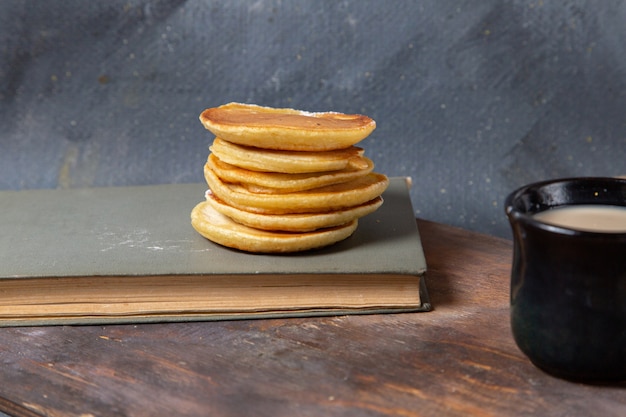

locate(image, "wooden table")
[[0, 220, 624, 417]]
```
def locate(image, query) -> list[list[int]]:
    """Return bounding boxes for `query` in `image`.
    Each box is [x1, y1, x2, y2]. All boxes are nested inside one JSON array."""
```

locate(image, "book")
[[0, 177, 429, 326]]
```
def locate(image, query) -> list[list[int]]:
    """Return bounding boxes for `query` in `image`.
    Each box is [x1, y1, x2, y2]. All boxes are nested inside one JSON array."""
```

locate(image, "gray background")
[[1, 0, 625, 238]]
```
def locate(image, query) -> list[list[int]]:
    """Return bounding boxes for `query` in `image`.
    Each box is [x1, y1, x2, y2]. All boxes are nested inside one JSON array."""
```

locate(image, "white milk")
[[534, 205, 626, 233]]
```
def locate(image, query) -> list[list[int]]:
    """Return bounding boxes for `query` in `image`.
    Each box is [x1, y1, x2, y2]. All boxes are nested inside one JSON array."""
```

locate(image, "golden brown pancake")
[[209, 137, 366, 174], [193, 103, 387, 253], [206, 154, 374, 194], [205, 190, 383, 232], [199, 103, 376, 151], [204, 167, 389, 214], [191, 201, 358, 253]]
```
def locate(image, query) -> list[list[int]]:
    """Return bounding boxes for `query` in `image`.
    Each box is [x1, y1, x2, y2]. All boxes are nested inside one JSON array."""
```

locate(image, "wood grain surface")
[[0, 219, 624, 417]]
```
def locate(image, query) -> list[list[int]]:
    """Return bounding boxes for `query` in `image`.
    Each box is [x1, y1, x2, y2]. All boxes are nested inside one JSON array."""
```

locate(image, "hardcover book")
[[0, 177, 429, 326]]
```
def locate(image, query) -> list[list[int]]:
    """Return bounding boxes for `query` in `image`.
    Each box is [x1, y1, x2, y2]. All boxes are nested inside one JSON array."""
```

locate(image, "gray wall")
[[1, 0, 625, 238]]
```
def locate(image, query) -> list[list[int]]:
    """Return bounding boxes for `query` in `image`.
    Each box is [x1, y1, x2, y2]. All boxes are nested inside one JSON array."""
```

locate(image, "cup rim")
[[505, 176, 626, 237]]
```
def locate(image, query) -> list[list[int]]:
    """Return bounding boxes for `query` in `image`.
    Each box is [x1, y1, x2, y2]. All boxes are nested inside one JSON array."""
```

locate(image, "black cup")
[[505, 177, 626, 381]]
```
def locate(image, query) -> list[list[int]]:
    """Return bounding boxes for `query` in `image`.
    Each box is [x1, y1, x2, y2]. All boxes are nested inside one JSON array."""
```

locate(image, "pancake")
[[204, 167, 389, 214], [205, 190, 383, 232], [209, 137, 366, 174], [199, 103, 376, 151], [193, 103, 387, 253], [206, 154, 374, 194], [191, 201, 358, 253]]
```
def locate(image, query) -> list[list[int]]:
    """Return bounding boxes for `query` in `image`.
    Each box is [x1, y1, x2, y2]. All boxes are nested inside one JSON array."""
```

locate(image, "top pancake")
[[199, 102, 376, 151]]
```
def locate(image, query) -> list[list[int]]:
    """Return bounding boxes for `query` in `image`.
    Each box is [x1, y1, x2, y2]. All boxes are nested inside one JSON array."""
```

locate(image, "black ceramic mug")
[[505, 177, 626, 381]]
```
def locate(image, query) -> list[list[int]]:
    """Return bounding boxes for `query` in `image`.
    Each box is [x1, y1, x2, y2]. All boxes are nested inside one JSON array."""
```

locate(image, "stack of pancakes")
[[191, 103, 389, 253]]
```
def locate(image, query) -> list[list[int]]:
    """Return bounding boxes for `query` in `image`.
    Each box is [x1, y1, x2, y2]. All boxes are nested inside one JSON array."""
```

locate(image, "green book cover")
[[0, 177, 429, 326]]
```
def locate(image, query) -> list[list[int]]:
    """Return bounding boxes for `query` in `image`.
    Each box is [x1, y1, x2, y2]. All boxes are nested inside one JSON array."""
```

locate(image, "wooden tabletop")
[[0, 219, 624, 417]]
